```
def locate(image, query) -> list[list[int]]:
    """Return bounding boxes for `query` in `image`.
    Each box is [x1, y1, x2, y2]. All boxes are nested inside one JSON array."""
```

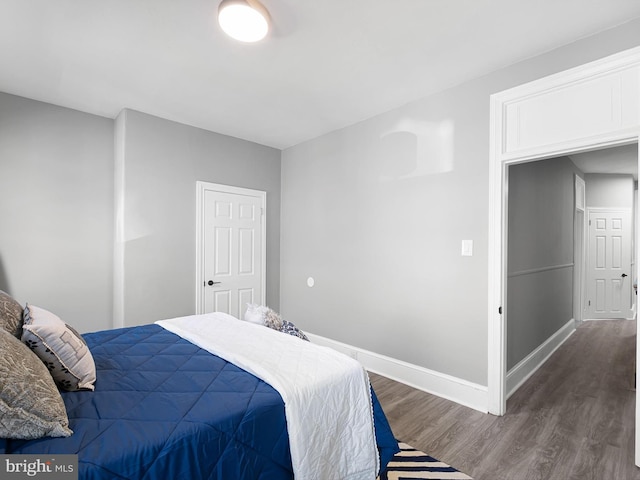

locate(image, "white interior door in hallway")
[[196, 182, 266, 319], [585, 208, 633, 319]]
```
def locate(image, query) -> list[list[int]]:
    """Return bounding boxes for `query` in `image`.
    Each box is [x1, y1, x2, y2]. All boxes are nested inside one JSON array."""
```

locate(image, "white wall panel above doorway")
[[496, 49, 640, 162]]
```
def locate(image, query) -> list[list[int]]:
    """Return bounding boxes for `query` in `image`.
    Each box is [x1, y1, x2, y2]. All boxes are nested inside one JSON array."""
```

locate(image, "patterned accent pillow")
[[0, 328, 73, 439], [280, 320, 309, 341], [22, 304, 96, 391], [0, 290, 24, 339], [263, 308, 283, 330]]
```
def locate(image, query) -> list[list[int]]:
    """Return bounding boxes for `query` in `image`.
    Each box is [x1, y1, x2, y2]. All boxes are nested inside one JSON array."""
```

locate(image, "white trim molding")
[[506, 319, 576, 399], [306, 333, 488, 413], [575, 175, 586, 212], [508, 263, 574, 278], [493, 46, 640, 163]]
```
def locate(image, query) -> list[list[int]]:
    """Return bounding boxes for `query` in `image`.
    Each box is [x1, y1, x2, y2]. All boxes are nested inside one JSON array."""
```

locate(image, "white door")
[[585, 209, 633, 319], [196, 182, 266, 319]]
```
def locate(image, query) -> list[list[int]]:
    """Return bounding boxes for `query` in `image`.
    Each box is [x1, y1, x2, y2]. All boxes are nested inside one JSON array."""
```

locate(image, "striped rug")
[[378, 442, 473, 480]]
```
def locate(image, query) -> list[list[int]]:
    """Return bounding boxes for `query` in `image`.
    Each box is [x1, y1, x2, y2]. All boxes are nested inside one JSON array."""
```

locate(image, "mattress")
[[0, 323, 398, 479]]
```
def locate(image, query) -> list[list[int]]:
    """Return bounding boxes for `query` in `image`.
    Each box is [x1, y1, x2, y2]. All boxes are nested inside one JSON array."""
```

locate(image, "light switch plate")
[[462, 239, 473, 256]]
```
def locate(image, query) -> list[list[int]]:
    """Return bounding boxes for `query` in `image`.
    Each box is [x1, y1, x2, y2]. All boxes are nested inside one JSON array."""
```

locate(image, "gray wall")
[[280, 18, 640, 386], [507, 158, 580, 370], [0, 97, 281, 332], [585, 174, 635, 208], [0, 93, 114, 332], [116, 109, 281, 326]]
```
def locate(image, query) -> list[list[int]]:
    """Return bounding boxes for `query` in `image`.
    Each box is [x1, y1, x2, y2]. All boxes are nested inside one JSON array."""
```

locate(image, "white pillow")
[[21, 304, 96, 391], [244, 303, 268, 325]]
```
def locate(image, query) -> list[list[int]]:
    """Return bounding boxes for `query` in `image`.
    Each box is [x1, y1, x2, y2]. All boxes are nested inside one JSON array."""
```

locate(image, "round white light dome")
[[218, 1, 269, 43]]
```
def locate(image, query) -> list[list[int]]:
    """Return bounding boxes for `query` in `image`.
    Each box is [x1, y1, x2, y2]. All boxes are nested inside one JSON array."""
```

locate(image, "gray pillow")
[[22, 304, 96, 391], [0, 329, 73, 439], [0, 290, 23, 339]]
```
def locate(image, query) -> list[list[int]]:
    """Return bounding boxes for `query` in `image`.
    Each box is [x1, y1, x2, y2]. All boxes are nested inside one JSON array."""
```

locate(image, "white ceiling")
[[2, 1, 640, 150], [569, 144, 638, 180]]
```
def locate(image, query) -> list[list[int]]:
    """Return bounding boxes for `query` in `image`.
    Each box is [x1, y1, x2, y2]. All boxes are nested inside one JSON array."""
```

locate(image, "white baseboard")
[[506, 318, 576, 399], [305, 332, 488, 413]]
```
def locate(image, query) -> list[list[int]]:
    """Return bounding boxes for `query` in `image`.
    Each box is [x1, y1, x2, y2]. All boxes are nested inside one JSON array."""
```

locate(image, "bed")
[[0, 295, 398, 479]]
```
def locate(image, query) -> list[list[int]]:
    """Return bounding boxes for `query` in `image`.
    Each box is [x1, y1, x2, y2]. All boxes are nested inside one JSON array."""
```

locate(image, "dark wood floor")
[[370, 320, 639, 480]]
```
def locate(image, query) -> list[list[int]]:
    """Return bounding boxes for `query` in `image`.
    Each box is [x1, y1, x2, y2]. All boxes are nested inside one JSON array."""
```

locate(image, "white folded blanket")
[[156, 312, 378, 480]]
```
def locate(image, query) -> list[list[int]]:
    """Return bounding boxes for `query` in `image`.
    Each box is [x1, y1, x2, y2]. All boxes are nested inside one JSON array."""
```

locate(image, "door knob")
[[207, 280, 222, 286], [621, 273, 628, 278]]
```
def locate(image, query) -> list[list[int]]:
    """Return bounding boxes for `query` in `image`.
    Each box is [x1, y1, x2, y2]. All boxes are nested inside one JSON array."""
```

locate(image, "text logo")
[[0, 455, 77, 479]]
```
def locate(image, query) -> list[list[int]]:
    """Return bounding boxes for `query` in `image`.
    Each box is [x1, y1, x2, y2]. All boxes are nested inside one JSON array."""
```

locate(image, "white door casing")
[[574, 175, 586, 324], [585, 209, 633, 319], [488, 43, 640, 446], [196, 182, 266, 319]]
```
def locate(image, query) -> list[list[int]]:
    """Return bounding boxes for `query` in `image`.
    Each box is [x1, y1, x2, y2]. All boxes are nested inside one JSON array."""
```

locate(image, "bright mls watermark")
[[1, 455, 77, 479]]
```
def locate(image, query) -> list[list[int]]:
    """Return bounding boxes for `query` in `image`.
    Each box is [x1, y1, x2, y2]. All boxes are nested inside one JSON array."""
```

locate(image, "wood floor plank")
[[370, 319, 640, 480]]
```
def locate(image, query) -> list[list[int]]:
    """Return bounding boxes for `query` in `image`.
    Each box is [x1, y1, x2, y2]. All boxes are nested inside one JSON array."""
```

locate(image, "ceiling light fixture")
[[218, 0, 270, 43]]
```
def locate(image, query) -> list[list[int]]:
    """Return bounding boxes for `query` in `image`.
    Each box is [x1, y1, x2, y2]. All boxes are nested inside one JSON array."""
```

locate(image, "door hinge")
[[498, 306, 502, 314], [588, 300, 591, 306]]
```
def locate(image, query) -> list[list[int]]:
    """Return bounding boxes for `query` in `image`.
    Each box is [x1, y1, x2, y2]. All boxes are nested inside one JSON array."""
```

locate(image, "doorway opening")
[[487, 44, 640, 465], [504, 144, 638, 398]]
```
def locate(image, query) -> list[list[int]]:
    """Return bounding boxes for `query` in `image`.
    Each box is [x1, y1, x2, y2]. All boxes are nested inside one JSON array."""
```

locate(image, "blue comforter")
[[1, 324, 398, 479]]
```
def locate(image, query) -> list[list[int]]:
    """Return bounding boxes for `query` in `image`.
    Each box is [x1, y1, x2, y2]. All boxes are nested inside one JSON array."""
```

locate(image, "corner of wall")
[[113, 109, 127, 329]]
